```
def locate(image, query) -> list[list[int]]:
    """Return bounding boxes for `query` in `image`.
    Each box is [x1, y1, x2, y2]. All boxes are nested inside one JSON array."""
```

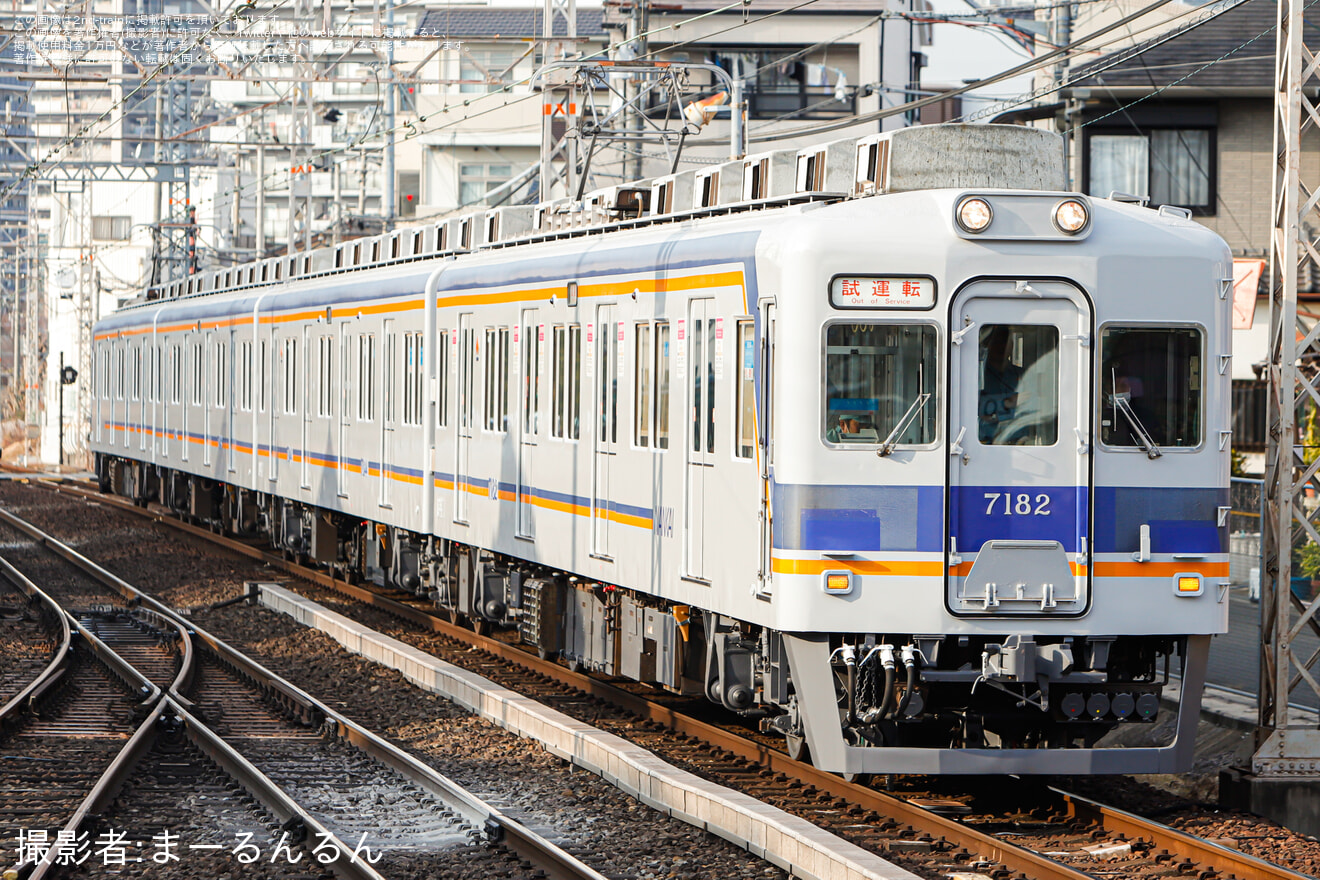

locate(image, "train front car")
[[764, 126, 1231, 775]]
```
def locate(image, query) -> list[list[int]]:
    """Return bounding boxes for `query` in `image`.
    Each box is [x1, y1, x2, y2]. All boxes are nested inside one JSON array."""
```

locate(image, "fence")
[[1231, 477, 1264, 595]]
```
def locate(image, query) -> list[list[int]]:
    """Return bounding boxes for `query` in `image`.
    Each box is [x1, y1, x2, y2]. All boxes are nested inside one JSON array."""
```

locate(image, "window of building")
[[398, 170, 420, 218], [823, 323, 936, 446], [705, 49, 856, 120], [1100, 326, 1202, 448], [92, 215, 132, 240], [459, 163, 513, 207], [1087, 129, 1214, 214], [735, 321, 755, 458], [459, 46, 520, 94]]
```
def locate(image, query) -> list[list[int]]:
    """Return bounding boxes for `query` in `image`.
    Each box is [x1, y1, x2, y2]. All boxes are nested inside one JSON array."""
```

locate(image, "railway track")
[[0, 498, 612, 880], [17, 476, 1320, 880]]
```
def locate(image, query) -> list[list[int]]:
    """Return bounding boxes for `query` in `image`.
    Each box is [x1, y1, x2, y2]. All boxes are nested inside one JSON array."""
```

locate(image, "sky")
[[920, 0, 1042, 122]]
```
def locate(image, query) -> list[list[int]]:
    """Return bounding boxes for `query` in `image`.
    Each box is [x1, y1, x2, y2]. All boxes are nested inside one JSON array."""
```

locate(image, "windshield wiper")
[[878, 392, 931, 457], [1108, 370, 1161, 459]]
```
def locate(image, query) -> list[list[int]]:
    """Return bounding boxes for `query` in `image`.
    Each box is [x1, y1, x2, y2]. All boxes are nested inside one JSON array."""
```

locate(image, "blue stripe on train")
[[773, 483, 1226, 555]]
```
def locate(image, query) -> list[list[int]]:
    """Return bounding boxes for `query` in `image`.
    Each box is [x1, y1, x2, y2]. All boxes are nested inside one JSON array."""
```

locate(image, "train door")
[[947, 281, 1092, 615], [684, 298, 716, 580], [592, 304, 618, 558], [517, 310, 539, 538], [380, 320, 396, 508], [454, 314, 474, 523], [757, 300, 776, 596]]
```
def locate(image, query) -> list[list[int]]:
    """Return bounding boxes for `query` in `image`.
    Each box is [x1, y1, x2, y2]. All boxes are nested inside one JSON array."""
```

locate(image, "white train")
[[91, 124, 1231, 775]]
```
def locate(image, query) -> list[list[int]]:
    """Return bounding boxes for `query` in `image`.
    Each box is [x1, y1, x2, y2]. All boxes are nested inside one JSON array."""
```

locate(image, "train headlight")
[[1053, 198, 1090, 234], [956, 197, 993, 233]]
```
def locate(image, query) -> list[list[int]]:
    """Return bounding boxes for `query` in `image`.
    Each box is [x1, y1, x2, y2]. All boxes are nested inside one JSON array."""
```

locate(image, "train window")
[[655, 322, 670, 449], [318, 335, 334, 418], [240, 342, 253, 412], [132, 346, 142, 401], [484, 328, 509, 432], [978, 324, 1057, 447], [635, 323, 652, 447], [1100, 326, 1202, 448], [522, 319, 540, 435], [437, 330, 449, 428], [691, 312, 715, 453], [551, 325, 582, 440], [823, 323, 936, 446], [191, 343, 203, 406], [170, 345, 182, 405], [403, 332, 423, 426], [258, 340, 267, 413], [735, 321, 755, 458], [283, 338, 298, 415], [359, 334, 376, 421], [215, 342, 227, 408]]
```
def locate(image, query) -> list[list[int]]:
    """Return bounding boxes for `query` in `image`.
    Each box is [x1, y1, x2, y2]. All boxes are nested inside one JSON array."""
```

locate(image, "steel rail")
[[2, 497, 611, 880], [0, 554, 162, 711], [32, 479, 1094, 880], [39, 476, 1315, 880], [0, 510, 194, 703], [0, 535, 386, 880], [1055, 787, 1315, 880], [0, 558, 73, 729]]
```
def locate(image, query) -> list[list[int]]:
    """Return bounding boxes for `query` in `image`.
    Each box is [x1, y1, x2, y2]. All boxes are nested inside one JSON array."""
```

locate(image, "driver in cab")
[[979, 326, 1022, 444]]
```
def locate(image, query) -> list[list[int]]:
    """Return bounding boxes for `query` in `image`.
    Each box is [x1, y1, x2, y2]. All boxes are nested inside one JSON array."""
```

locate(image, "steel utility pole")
[[539, 0, 578, 201], [1258, 0, 1320, 777]]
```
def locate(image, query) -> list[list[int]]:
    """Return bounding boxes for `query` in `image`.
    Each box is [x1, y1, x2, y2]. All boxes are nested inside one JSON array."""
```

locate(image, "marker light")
[[956, 197, 993, 233], [1174, 573, 1203, 597], [1053, 198, 1090, 234], [824, 572, 852, 594]]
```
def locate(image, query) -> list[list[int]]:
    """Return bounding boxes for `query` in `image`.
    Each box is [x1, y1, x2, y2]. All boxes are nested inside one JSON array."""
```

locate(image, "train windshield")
[[823, 323, 936, 445], [1100, 326, 1202, 448]]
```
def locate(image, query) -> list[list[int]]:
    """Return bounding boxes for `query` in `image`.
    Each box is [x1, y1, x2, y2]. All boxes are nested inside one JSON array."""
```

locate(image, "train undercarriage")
[[98, 456, 1183, 769]]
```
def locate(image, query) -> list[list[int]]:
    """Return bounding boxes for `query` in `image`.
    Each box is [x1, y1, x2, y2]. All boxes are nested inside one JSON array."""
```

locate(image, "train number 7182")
[[983, 492, 1051, 516]]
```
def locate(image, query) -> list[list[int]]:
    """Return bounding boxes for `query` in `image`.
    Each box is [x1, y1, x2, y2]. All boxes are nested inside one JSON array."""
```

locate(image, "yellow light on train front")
[[1053, 198, 1090, 234], [824, 572, 852, 594], [956, 197, 993, 233], [1177, 576, 1200, 593]]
